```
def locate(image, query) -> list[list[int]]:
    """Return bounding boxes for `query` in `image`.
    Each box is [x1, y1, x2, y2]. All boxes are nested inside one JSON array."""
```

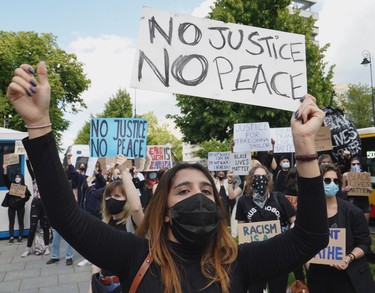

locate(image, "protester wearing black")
[[8, 62, 329, 293], [1, 164, 31, 244]]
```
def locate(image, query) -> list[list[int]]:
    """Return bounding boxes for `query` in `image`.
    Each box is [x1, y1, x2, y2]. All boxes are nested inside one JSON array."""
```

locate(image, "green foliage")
[[0, 31, 90, 146], [74, 88, 133, 144], [338, 84, 373, 128], [195, 139, 231, 159], [169, 0, 334, 144], [138, 112, 183, 161]]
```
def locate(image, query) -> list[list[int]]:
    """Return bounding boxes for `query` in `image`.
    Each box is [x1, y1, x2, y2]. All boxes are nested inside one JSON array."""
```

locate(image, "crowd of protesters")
[[1, 61, 375, 293]]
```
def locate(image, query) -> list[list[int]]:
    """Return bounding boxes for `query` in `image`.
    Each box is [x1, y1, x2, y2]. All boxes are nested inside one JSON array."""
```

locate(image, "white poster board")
[[230, 152, 252, 176], [270, 127, 295, 153], [233, 122, 272, 152], [208, 152, 231, 171], [131, 7, 306, 112]]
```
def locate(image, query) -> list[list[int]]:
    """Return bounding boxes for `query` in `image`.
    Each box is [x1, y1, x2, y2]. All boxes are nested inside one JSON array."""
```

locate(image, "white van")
[[63, 144, 90, 169]]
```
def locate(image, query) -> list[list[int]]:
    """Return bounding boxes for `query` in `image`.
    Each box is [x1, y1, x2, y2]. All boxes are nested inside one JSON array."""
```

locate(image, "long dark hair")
[[136, 163, 237, 293]]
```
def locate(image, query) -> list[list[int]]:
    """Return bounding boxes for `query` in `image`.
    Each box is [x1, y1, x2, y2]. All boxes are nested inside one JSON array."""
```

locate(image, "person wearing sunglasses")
[[235, 165, 296, 293], [342, 157, 371, 223], [306, 163, 375, 292]]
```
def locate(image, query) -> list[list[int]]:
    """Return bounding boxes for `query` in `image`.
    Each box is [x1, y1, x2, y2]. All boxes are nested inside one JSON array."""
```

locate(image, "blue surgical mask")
[[324, 182, 339, 198], [149, 172, 157, 179], [281, 162, 290, 169]]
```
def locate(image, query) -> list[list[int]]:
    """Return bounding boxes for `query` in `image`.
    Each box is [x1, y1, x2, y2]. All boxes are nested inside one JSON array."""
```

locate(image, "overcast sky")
[[2, 0, 375, 150]]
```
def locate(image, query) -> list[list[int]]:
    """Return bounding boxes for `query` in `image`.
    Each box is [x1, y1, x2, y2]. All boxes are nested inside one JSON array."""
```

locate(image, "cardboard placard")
[[238, 220, 281, 244], [144, 145, 173, 171], [315, 126, 333, 152], [230, 152, 252, 176], [131, 7, 306, 112], [14, 141, 26, 155], [233, 122, 272, 153], [347, 172, 372, 196], [9, 183, 26, 198], [90, 118, 148, 158], [208, 152, 231, 171], [3, 153, 19, 166], [309, 228, 346, 266]]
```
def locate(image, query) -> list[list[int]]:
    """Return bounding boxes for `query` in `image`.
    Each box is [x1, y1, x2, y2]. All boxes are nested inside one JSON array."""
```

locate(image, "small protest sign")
[[315, 126, 333, 152], [86, 157, 98, 176], [14, 141, 26, 155], [233, 122, 272, 153], [9, 183, 27, 198], [230, 152, 251, 176], [285, 195, 298, 210], [347, 172, 372, 196], [131, 7, 306, 112], [238, 220, 281, 244], [3, 153, 19, 166], [270, 127, 295, 153], [90, 118, 148, 158], [309, 228, 346, 266], [144, 145, 173, 171], [208, 152, 231, 171]]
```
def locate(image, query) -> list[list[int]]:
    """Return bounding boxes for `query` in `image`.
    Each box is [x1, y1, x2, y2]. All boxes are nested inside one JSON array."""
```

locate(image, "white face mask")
[[281, 162, 290, 169], [351, 164, 361, 173], [15, 178, 21, 184]]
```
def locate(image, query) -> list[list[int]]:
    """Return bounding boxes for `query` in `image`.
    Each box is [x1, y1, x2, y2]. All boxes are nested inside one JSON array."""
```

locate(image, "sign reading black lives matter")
[[90, 118, 148, 158], [131, 7, 306, 112]]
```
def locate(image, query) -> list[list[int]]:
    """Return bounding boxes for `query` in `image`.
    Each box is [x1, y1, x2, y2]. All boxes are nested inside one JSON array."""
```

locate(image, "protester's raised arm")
[[291, 94, 325, 177], [6, 62, 52, 139]]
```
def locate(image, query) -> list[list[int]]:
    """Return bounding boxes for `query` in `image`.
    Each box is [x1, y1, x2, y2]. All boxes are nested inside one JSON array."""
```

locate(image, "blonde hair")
[[101, 181, 131, 225], [136, 163, 238, 293]]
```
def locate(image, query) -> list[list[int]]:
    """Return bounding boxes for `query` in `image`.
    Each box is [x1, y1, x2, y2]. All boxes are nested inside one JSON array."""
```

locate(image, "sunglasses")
[[351, 163, 360, 166], [323, 178, 339, 185]]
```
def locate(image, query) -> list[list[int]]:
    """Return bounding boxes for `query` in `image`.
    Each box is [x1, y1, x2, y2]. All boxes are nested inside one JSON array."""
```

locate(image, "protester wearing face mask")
[[89, 154, 143, 293], [66, 153, 88, 208], [306, 164, 375, 293], [9, 62, 331, 293], [274, 156, 291, 192], [236, 165, 296, 293], [1, 163, 31, 244], [341, 157, 371, 223]]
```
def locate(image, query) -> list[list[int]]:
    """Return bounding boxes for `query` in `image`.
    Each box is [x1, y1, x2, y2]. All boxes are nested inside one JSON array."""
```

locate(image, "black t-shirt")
[[236, 192, 296, 232]]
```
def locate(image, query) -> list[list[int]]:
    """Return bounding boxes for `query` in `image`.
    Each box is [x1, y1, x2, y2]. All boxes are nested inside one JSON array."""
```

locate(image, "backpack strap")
[[129, 251, 153, 293]]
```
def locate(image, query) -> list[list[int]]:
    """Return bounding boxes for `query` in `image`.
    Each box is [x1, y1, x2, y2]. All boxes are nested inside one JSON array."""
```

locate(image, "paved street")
[[0, 240, 91, 293]]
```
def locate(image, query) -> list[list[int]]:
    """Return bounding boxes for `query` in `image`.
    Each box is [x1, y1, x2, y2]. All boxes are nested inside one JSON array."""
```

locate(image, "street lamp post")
[[361, 50, 375, 127]]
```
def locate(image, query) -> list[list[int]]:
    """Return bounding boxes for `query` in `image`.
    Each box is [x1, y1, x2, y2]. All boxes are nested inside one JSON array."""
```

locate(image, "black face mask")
[[106, 198, 126, 215], [169, 193, 221, 248], [80, 167, 86, 172]]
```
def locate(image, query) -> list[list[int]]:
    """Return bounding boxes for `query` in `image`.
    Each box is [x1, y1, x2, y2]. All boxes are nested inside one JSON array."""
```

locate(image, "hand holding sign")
[[115, 154, 130, 172]]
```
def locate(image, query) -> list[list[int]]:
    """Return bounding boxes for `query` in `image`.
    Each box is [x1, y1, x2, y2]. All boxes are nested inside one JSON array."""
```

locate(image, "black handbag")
[[91, 273, 122, 293], [1, 194, 9, 207]]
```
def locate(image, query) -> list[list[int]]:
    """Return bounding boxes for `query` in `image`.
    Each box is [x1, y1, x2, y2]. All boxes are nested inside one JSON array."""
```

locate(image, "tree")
[[139, 112, 183, 162], [195, 139, 231, 159], [74, 88, 133, 144], [338, 83, 373, 128], [0, 31, 90, 146], [168, 0, 334, 143]]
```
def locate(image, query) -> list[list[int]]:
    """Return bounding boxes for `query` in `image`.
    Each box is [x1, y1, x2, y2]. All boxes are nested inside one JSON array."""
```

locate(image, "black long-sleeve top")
[[23, 132, 329, 293]]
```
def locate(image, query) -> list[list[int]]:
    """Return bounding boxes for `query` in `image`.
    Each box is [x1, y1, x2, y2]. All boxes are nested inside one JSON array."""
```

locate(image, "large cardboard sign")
[[9, 183, 26, 198], [14, 141, 26, 155], [315, 126, 333, 152], [238, 220, 281, 244], [208, 152, 231, 171], [144, 145, 173, 171], [270, 127, 294, 153], [347, 172, 372, 196], [131, 7, 306, 112], [233, 122, 272, 152], [90, 118, 148, 158], [3, 153, 19, 166], [230, 152, 252, 176], [309, 228, 346, 266]]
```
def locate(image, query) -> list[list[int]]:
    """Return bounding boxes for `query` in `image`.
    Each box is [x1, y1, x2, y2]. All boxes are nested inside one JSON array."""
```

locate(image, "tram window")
[[0, 142, 22, 190]]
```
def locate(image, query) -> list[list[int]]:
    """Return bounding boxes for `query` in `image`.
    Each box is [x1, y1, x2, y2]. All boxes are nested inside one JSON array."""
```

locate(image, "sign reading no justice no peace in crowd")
[[131, 7, 306, 112]]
